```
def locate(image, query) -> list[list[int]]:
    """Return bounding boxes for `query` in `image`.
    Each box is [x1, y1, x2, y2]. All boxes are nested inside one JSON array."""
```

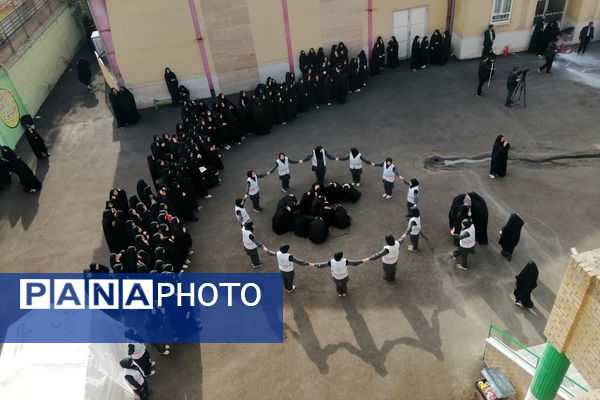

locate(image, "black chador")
[[164, 67, 179, 106], [499, 213, 524, 261], [490, 135, 510, 178], [1, 146, 41, 193], [318, 75, 332, 105], [0, 157, 10, 190], [387, 36, 399, 69], [76, 58, 91, 88], [420, 36, 430, 67], [109, 88, 127, 128], [514, 260, 538, 308], [296, 78, 310, 112], [370, 36, 385, 76], [529, 18, 545, 56], [251, 96, 270, 135], [119, 87, 141, 125], [448, 192, 488, 245], [430, 30, 443, 65], [24, 126, 48, 159], [332, 68, 348, 104], [410, 36, 421, 70], [441, 31, 452, 65], [358, 50, 369, 86]]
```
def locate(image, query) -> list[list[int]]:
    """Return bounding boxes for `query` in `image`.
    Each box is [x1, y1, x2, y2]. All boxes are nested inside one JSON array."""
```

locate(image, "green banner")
[[0, 68, 29, 149]]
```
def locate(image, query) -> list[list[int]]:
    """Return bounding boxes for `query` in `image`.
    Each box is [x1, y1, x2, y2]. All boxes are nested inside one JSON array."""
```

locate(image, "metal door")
[[392, 7, 427, 59]]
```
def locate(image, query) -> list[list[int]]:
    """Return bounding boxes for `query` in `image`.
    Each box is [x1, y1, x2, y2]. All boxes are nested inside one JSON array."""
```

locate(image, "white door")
[[392, 10, 409, 59], [393, 7, 428, 59]]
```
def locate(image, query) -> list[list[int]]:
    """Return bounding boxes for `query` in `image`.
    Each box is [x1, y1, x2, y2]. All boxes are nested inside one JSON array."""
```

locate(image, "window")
[[491, 0, 512, 23]]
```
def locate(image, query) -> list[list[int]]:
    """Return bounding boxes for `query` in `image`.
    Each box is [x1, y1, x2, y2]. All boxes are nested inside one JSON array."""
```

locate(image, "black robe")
[[499, 214, 524, 255], [308, 218, 329, 244], [420, 39, 430, 67], [164, 69, 179, 106], [341, 184, 361, 203], [529, 19, 545, 55], [358, 51, 369, 86], [332, 71, 347, 104], [119, 87, 141, 125], [272, 208, 294, 235], [430, 32, 443, 65], [348, 59, 360, 92], [109, 90, 127, 128], [1, 147, 41, 192], [24, 128, 48, 159], [293, 211, 312, 238], [77, 58, 91, 86], [448, 192, 488, 245], [102, 210, 119, 253], [410, 39, 421, 70], [514, 261, 538, 308], [490, 136, 510, 177], [299, 192, 314, 215], [332, 206, 351, 229], [441, 31, 452, 65], [252, 100, 270, 135], [0, 158, 10, 189], [386, 39, 399, 69]]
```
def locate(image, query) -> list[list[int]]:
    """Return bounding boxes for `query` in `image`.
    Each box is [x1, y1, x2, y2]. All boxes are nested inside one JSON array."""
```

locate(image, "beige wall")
[[566, 0, 600, 22], [247, 0, 287, 66], [373, 0, 447, 37]]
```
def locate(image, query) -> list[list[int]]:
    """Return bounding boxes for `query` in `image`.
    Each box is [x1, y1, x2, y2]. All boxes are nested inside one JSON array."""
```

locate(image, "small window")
[[491, 0, 512, 22]]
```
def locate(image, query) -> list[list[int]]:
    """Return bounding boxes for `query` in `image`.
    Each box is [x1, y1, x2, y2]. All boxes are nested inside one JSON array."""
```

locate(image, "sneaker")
[[165, 345, 171, 349], [236, 142, 241, 145], [252, 263, 262, 269], [338, 293, 342, 297], [327, 103, 331, 106], [204, 195, 212, 199], [315, 105, 319, 109], [449, 251, 456, 260], [342, 293, 347, 297], [407, 245, 414, 252], [382, 193, 387, 198], [29, 189, 37, 193], [386, 194, 393, 199], [286, 285, 296, 293], [254, 208, 262, 213], [537, 68, 542, 74], [185, 259, 191, 264], [196, 205, 203, 211], [355, 183, 360, 187], [161, 350, 170, 355], [282, 188, 287, 193], [455, 264, 468, 270], [489, 174, 495, 179], [421, 65, 426, 69], [224, 145, 231, 150], [182, 264, 189, 269], [282, 122, 287, 125], [150, 361, 156, 367], [514, 300, 525, 308], [147, 371, 156, 377], [476, 94, 482, 97], [356, 89, 361, 92]]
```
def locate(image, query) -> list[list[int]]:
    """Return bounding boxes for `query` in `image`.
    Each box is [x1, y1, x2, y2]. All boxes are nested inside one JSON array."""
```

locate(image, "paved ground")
[[1, 46, 600, 399]]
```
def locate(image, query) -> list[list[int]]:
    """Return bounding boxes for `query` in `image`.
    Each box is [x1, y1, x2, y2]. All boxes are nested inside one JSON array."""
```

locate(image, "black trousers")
[[333, 276, 349, 295], [382, 262, 397, 281], [406, 202, 415, 214], [578, 38, 590, 54], [477, 78, 486, 95], [135, 351, 152, 375], [245, 247, 260, 266], [410, 234, 419, 250], [350, 168, 362, 183], [454, 246, 475, 268], [281, 270, 295, 291], [280, 174, 290, 190], [136, 382, 150, 399], [249, 193, 261, 210], [505, 89, 515, 106], [539, 56, 554, 73], [383, 180, 394, 195], [314, 168, 325, 185]]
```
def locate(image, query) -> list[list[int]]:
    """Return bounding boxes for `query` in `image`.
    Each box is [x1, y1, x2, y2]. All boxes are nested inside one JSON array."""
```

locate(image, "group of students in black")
[[409, 30, 452, 71]]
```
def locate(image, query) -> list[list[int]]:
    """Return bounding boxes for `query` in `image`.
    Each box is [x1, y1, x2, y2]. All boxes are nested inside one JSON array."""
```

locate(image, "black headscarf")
[[490, 135, 510, 177]]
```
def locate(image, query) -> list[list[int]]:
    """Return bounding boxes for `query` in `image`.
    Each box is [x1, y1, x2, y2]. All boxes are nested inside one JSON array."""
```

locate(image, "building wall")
[[6, 6, 82, 116]]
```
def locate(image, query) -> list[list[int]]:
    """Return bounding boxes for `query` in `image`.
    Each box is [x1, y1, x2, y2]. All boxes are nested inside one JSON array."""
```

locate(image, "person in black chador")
[[420, 36, 430, 68], [370, 36, 385, 76], [77, 58, 92, 91], [1, 146, 42, 193], [0, 157, 10, 190], [24, 126, 49, 159], [430, 30, 443, 65], [410, 36, 421, 71], [542, 20, 560, 53], [109, 88, 127, 128], [386, 36, 399, 69], [119, 87, 141, 125], [499, 213, 524, 261], [440, 31, 452, 65], [164, 67, 179, 106], [449, 192, 488, 245], [529, 18, 546, 57], [489, 135, 510, 178], [514, 260, 538, 308]]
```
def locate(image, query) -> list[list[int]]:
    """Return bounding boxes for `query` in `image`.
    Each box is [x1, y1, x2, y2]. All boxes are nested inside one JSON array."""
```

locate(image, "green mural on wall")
[[0, 68, 29, 149]]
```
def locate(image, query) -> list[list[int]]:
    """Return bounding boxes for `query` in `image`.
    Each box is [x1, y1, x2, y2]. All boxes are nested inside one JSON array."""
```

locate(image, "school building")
[[88, 0, 600, 108]]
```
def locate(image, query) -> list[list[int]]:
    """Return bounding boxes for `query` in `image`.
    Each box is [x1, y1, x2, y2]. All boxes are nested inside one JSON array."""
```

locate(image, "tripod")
[[510, 72, 527, 108]]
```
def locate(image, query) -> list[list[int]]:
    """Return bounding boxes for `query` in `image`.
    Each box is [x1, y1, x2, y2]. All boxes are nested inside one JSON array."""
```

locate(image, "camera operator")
[[538, 38, 559, 74], [476, 57, 491, 97], [505, 67, 520, 107]]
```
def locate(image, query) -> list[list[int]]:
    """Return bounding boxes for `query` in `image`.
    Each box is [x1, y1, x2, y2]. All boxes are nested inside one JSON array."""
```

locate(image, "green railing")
[[485, 325, 589, 398]]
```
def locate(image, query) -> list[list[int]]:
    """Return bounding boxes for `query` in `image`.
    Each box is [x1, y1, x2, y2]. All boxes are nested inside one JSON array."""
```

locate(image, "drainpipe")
[[446, 0, 455, 32], [187, 0, 216, 97], [367, 0, 373, 58], [281, 0, 294, 74], [87, 0, 124, 87]]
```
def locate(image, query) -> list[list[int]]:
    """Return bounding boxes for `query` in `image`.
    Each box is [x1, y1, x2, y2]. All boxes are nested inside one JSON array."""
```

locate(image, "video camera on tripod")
[[515, 67, 530, 77], [510, 67, 529, 107]]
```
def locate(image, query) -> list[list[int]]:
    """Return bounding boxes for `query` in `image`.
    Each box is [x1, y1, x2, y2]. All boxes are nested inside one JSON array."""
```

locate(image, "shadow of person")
[[284, 296, 341, 374], [396, 300, 445, 362]]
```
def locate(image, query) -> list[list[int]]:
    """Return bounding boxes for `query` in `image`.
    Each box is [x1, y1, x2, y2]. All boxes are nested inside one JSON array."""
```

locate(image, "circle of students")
[[94, 43, 536, 399]]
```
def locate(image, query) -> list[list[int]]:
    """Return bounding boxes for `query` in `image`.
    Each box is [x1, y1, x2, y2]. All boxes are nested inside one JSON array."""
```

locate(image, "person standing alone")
[[476, 57, 491, 97], [538, 38, 559, 74], [577, 22, 594, 55]]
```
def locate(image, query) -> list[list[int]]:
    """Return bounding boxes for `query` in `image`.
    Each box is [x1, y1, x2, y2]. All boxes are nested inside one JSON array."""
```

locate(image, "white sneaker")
[[286, 285, 296, 293], [188, 250, 194, 255], [337, 293, 343, 297], [489, 174, 495, 179], [407, 245, 414, 251], [161, 350, 170, 355], [182, 264, 189, 269], [382, 193, 387, 198], [356, 89, 361, 92], [386, 194, 393, 199], [150, 361, 156, 367], [342, 293, 347, 297], [147, 371, 156, 377], [185, 259, 191, 264], [252, 263, 262, 269], [164, 345, 171, 349], [204, 194, 212, 199], [196, 205, 203, 211], [355, 183, 360, 187], [455, 264, 468, 270]]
